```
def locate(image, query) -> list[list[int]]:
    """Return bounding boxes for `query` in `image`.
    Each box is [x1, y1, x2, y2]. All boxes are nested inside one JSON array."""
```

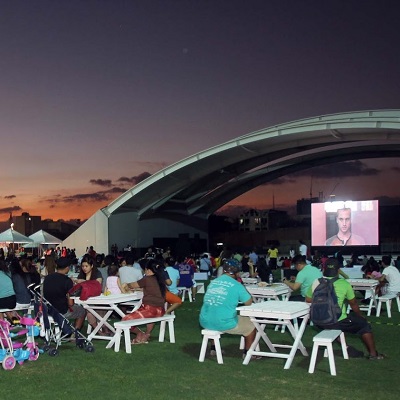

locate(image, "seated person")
[[177, 255, 197, 301], [0, 260, 16, 320], [43, 257, 86, 331], [119, 254, 143, 286], [283, 255, 322, 301], [164, 257, 182, 315], [306, 258, 384, 360], [377, 255, 400, 295], [104, 264, 129, 295], [199, 263, 256, 359], [124, 260, 167, 344], [75, 254, 108, 334]]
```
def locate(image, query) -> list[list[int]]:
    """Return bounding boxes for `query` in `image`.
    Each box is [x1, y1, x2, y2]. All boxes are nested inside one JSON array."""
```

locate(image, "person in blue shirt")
[[0, 260, 16, 319], [200, 263, 256, 358]]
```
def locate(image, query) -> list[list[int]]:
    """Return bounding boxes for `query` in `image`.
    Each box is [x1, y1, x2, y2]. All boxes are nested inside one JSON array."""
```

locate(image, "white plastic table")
[[347, 279, 378, 316], [237, 301, 310, 369], [246, 283, 291, 302], [74, 292, 143, 341], [242, 277, 258, 285]]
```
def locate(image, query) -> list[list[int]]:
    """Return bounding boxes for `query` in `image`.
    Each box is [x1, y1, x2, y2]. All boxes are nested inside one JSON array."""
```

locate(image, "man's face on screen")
[[336, 209, 351, 235]]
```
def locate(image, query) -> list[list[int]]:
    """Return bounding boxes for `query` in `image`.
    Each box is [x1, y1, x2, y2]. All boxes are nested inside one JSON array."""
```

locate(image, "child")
[[104, 264, 128, 295]]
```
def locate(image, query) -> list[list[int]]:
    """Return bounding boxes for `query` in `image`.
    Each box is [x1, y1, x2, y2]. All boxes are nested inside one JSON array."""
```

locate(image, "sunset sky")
[[1, 1, 400, 223]]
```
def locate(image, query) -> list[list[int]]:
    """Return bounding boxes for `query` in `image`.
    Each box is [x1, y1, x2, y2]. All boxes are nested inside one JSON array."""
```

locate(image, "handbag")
[[68, 280, 102, 301]]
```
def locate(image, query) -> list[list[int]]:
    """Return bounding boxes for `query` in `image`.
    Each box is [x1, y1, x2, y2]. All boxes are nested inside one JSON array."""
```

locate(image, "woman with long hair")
[[75, 255, 107, 334], [76, 254, 102, 284], [0, 260, 16, 319], [123, 259, 166, 344]]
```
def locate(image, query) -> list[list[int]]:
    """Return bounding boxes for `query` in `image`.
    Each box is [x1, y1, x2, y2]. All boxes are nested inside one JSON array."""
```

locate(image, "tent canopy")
[[0, 228, 33, 244], [29, 230, 62, 245]]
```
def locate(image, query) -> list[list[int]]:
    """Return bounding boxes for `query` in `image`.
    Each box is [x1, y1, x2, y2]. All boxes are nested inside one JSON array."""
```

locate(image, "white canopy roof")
[[0, 228, 34, 244], [29, 230, 62, 245]]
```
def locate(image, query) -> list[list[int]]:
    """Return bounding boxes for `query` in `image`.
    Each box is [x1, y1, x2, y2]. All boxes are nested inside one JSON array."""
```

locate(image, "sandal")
[[131, 332, 149, 345], [367, 353, 385, 360]]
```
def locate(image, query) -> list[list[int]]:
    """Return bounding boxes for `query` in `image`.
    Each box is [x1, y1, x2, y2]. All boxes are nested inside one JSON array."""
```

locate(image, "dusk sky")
[[1, 0, 400, 222]]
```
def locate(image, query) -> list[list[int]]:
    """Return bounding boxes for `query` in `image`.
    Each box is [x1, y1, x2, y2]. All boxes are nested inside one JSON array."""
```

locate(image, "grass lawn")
[[2, 281, 398, 400]]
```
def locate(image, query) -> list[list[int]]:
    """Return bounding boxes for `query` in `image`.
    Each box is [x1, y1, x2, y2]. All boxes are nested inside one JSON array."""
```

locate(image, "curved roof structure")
[[104, 110, 400, 221]]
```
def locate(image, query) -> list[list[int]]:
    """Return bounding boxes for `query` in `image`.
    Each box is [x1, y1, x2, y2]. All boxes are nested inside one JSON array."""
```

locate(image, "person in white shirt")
[[119, 254, 143, 285], [299, 240, 307, 257], [378, 255, 400, 295]]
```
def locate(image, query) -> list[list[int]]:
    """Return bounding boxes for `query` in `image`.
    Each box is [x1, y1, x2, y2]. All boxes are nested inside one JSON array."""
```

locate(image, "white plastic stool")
[[376, 293, 400, 317], [177, 287, 192, 302], [308, 330, 348, 376], [199, 329, 223, 364]]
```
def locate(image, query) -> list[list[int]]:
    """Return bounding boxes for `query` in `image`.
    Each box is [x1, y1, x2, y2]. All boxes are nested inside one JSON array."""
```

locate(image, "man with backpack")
[[306, 258, 384, 360]]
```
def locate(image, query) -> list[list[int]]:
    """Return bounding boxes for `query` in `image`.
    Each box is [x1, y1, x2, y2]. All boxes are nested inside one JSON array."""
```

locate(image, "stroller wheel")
[[42, 345, 50, 353], [2, 355, 16, 370], [29, 346, 40, 361], [85, 345, 95, 353], [48, 348, 59, 357], [77, 341, 85, 349]]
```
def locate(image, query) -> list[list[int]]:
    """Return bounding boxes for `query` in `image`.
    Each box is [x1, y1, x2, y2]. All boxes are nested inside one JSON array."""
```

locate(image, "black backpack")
[[310, 277, 342, 325]]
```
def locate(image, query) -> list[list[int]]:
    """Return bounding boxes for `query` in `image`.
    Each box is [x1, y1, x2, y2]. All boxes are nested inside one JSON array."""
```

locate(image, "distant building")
[[296, 197, 320, 216], [10, 212, 80, 241], [41, 219, 81, 241], [238, 209, 288, 231], [14, 212, 41, 236]]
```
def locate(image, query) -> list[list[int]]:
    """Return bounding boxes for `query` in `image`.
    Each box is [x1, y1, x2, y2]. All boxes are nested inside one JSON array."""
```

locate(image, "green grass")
[[2, 285, 399, 400]]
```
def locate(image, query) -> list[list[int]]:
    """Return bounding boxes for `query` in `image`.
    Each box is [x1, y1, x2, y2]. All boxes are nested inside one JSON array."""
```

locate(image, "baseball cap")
[[324, 258, 339, 277]]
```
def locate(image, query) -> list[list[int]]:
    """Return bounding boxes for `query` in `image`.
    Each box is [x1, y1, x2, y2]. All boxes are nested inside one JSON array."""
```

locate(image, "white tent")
[[29, 230, 62, 245], [0, 228, 33, 244], [22, 230, 62, 255]]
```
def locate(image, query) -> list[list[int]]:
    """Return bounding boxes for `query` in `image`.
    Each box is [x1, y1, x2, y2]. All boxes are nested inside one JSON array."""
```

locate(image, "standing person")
[[87, 246, 97, 259], [283, 255, 322, 301], [256, 255, 271, 283], [199, 263, 257, 360], [199, 254, 212, 275], [306, 258, 384, 360], [377, 255, 400, 295], [267, 245, 279, 270], [325, 207, 365, 246], [249, 248, 258, 266], [124, 260, 166, 344], [241, 252, 250, 274], [299, 240, 308, 257], [218, 246, 232, 262]]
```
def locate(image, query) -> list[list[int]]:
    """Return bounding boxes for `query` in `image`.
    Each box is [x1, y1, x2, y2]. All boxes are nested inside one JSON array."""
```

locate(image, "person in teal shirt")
[[200, 263, 256, 358], [0, 260, 17, 318], [283, 254, 322, 301]]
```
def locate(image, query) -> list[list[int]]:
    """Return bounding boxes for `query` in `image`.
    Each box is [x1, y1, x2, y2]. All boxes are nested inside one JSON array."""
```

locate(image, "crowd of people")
[[199, 242, 400, 361], [2, 241, 399, 358], [1, 245, 202, 344]]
